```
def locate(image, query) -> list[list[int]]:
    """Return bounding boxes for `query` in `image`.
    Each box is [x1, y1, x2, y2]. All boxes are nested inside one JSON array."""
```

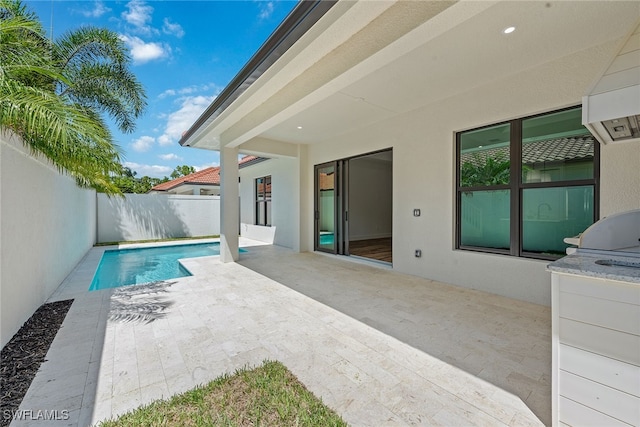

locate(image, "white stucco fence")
[[1, 132, 222, 347], [96, 193, 220, 243], [1, 133, 96, 348]]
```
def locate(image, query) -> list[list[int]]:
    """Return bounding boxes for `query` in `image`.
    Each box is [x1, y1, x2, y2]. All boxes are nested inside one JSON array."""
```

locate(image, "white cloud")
[[256, 1, 275, 20], [162, 18, 185, 38], [158, 89, 176, 99], [158, 153, 182, 161], [157, 84, 219, 99], [178, 86, 197, 95], [80, 1, 111, 18], [131, 135, 155, 152], [122, 0, 154, 34], [124, 162, 172, 178], [119, 35, 169, 64], [194, 162, 219, 172], [158, 95, 215, 146]]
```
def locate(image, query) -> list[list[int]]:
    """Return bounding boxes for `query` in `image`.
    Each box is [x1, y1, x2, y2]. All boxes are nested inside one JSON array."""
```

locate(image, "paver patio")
[[14, 240, 550, 426]]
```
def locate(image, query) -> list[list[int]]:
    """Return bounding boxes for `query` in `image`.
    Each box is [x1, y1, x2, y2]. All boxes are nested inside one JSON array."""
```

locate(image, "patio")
[[15, 240, 550, 426]]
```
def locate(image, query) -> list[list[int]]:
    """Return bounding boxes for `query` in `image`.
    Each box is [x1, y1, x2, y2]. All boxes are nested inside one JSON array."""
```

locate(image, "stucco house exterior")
[[149, 155, 265, 195], [180, 0, 640, 307], [149, 166, 222, 195]]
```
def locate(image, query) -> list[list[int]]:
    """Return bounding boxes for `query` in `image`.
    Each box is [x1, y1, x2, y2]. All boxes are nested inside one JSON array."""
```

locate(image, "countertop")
[[547, 249, 640, 284]]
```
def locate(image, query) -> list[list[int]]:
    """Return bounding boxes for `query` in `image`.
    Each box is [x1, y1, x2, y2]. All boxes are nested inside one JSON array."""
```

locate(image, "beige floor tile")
[[16, 242, 549, 426]]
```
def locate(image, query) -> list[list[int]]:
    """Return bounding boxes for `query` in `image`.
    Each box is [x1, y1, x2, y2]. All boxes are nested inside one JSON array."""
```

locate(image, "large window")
[[255, 176, 271, 226], [456, 107, 598, 259]]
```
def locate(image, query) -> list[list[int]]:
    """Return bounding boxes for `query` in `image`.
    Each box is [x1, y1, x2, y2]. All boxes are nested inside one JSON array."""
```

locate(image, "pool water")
[[319, 233, 334, 246], [90, 242, 226, 291]]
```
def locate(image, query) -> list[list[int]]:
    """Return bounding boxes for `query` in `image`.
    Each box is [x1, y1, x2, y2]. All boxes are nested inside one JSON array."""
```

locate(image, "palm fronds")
[[0, 0, 146, 195]]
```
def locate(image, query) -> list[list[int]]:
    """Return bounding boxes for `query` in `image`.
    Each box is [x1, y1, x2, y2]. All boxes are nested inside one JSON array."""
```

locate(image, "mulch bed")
[[0, 299, 73, 427]]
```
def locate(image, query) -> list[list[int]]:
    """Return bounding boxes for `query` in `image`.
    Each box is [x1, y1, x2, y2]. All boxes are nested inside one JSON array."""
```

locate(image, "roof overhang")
[[181, 0, 640, 153], [179, 0, 338, 149]]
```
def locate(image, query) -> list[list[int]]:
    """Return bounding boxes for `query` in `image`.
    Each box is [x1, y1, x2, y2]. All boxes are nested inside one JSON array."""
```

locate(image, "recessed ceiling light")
[[503, 26, 516, 34], [297, 126, 303, 130]]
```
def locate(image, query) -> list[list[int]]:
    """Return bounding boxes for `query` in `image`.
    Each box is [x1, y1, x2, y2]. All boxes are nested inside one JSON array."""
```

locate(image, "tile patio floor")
[[14, 239, 551, 426]]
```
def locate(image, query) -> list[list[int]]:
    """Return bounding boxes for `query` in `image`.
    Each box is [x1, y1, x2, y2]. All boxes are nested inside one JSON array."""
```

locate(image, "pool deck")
[[14, 238, 550, 426]]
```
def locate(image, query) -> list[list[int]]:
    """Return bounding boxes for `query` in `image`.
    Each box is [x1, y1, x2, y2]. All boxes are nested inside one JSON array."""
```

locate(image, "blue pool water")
[[90, 242, 225, 291], [319, 233, 334, 246]]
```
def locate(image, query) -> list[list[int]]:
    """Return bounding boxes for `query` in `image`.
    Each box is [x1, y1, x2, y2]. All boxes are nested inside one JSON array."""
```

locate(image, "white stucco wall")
[[1, 133, 96, 348], [304, 40, 639, 306], [97, 193, 220, 243], [239, 157, 298, 249], [599, 141, 640, 217]]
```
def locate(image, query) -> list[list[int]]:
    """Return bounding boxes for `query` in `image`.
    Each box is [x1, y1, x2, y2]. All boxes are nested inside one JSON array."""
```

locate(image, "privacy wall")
[[1, 133, 96, 348], [97, 193, 220, 243]]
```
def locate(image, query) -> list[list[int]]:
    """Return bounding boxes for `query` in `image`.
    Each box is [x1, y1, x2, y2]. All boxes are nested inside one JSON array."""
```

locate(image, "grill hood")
[[583, 22, 640, 144]]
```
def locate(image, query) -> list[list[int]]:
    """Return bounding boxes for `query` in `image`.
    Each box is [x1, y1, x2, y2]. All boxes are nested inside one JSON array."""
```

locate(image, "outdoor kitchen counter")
[[547, 249, 640, 284], [548, 250, 640, 427]]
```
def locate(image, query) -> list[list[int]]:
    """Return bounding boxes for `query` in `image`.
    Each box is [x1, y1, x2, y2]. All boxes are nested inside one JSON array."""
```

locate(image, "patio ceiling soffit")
[[181, 0, 465, 151], [220, 0, 463, 149], [238, 137, 299, 159], [210, 1, 640, 152]]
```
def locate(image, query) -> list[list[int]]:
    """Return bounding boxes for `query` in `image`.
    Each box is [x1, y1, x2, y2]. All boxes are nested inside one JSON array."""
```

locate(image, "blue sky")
[[26, 0, 296, 178]]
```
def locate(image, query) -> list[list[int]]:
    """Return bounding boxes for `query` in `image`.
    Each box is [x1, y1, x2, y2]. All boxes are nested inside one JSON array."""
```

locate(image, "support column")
[[220, 147, 239, 262], [294, 144, 310, 253]]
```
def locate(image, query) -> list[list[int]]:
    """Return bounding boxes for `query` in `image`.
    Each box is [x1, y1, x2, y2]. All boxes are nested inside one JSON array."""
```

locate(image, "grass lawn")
[[97, 360, 347, 427]]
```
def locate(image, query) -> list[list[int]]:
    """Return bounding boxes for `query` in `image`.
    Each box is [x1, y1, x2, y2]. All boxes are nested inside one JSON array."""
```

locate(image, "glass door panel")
[[315, 163, 336, 252]]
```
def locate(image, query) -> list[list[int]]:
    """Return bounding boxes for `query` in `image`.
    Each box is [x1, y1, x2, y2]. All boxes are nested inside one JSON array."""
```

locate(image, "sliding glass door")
[[314, 149, 392, 262], [315, 162, 338, 253]]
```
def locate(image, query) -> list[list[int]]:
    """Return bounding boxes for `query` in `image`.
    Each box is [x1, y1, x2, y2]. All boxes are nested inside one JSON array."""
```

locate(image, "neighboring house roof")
[[151, 167, 220, 192], [461, 135, 595, 167], [150, 155, 265, 192], [318, 172, 334, 191], [238, 155, 264, 168]]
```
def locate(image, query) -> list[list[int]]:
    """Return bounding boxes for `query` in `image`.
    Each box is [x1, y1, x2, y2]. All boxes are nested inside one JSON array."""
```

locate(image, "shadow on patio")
[[237, 244, 551, 426]]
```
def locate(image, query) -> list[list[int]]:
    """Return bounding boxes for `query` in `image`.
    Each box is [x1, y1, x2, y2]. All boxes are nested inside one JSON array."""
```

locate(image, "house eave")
[[179, 0, 337, 149]]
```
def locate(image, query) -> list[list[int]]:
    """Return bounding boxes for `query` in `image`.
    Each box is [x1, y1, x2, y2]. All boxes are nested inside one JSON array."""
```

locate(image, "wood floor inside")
[[348, 238, 392, 263]]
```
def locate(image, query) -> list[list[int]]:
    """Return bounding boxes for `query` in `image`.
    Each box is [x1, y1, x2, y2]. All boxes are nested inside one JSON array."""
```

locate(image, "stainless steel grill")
[[566, 209, 640, 256]]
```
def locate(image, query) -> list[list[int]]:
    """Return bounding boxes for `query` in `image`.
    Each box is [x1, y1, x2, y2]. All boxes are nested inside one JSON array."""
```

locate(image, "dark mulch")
[[0, 299, 73, 427]]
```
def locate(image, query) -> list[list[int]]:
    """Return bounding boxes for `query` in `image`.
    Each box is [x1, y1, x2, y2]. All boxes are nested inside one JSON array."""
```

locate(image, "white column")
[[219, 147, 239, 262], [294, 144, 309, 253]]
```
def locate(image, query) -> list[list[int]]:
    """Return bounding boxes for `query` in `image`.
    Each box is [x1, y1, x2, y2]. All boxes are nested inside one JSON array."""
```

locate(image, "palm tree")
[[0, 0, 146, 195], [53, 26, 146, 134]]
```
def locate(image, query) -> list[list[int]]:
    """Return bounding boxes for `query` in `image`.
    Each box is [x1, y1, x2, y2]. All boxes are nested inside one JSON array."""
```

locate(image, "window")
[[255, 176, 271, 226], [456, 106, 598, 259]]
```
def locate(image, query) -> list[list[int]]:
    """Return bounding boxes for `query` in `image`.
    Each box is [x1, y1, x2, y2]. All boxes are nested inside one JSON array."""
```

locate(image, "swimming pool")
[[90, 242, 224, 291]]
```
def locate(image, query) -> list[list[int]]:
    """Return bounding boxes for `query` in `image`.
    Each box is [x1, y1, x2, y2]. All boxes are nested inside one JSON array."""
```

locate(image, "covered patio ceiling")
[[182, 1, 640, 153]]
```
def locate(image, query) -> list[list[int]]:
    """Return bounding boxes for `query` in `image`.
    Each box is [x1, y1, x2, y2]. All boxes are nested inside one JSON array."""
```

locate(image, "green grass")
[[97, 360, 348, 427], [95, 235, 220, 246]]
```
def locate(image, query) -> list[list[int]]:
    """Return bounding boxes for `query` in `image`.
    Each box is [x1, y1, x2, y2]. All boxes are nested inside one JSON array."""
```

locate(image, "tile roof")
[[151, 155, 265, 192], [319, 172, 334, 191], [151, 167, 221, 191], [461, 135, 595, 166], [238, 155, 261, 166]]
